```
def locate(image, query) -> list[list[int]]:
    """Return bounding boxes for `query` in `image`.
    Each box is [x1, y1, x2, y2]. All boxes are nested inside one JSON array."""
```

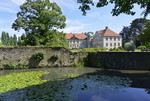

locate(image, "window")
[[114, 37, 116, 41], [110, 43, 112, 46], [106, 43, 108, 46], [114, 43, 116, 46], [118, 43, 120, 47], [118, 38, 120, 41]]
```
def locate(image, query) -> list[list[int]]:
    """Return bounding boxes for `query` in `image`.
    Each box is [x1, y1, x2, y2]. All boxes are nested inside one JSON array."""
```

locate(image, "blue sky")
[[0, 0, 149, 37]]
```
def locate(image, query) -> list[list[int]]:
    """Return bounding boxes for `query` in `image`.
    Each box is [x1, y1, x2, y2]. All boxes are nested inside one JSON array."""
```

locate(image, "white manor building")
[[66, 27, 122, 50], [65, 33, 87, 49]]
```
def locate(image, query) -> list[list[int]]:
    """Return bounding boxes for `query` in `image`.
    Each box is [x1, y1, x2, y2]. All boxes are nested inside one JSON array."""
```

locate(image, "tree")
[[138, 20, 150, 48], [1, 31, 18, 46], [120, 18, 146, 47], [130, 18, 145, 41], [1, 31, 10, 46], [12, 0, 67, 47], [0, 37, 3, 46], [120, 26, 130, 43], [13, 34, 17, 46], [77, 0, 150, 18], [124, 41, 136, 52]]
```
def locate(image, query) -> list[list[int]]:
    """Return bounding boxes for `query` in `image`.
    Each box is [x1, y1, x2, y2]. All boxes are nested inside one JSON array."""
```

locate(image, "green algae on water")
[[0, 71, 49, 94]]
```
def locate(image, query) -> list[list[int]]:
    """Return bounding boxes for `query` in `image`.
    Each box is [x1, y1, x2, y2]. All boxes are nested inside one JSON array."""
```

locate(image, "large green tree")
[[12, 0, 67, 47], [138, 20, 150, 47], [78, 0, 150, 18]]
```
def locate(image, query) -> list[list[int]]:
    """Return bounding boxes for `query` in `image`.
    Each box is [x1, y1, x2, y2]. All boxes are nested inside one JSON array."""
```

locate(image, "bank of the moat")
[[0, 47, 150, 70]]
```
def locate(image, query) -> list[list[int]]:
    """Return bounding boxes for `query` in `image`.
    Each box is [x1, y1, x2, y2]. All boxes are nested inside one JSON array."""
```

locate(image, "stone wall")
[[0, 47, 88, 69], [0, 47, 150, 70], [88, 52, 150, 70]]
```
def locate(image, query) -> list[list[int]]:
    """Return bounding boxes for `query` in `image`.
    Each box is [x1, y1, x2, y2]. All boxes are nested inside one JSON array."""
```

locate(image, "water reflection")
[[0, 68, 150, 101], [0, 74, 132, 101]]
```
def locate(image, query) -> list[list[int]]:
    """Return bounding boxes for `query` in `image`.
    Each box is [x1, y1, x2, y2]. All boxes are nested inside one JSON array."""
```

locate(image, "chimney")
[[106, 26, 108, 29]]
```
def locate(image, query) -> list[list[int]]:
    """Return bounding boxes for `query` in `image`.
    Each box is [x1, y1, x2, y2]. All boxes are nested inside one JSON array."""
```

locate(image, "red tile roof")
[[97, 27, 121, 37], [66, 33, 87, 39]]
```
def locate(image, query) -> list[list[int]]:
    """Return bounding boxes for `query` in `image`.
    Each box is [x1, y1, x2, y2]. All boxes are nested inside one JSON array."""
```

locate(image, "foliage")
[[109, 47, 125, 52], [124, 42, 136, 52], [71, 62, 84, 67], [0, 37, 3, 46], [120, 26, 131, 43], [32, 52, 45, 61], [1, 31, 17, 46], [77, 0, 150, 18], [138, 20, 150, 48], [12, 0, 67, 46], [51, 54, 59, 60], [0, 71, 49, 94], [72, 48, 107, 52], [120, 18, 146, 47], [144, 42, 150, 48], [0, 42, 4, 46], [45, 32, 68, 48], [137, 46, 146, 50], [3, 62, 28, 69]]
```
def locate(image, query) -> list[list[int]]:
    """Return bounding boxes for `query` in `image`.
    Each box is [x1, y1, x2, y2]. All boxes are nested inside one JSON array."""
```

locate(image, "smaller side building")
[[66, 33, 87, 49], [92, 27, 122, 50]]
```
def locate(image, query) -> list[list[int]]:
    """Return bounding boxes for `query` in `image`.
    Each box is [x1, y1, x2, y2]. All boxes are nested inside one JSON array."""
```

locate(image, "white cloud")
[[0, 1, 18, 13], [11, 0, 26, 5], [61, 19, 90, 33]]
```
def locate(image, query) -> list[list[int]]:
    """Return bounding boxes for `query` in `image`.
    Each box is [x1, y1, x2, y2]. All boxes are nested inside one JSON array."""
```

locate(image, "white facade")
[[68, 39, 87, 49], [66, 27, 122, 49], [103, 37, 122, 49], [92, 27, 122, 50]]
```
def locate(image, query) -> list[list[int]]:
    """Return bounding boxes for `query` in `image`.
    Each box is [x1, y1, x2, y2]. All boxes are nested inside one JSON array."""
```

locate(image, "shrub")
[[109, 47, 125, 52], [143, 42, 150, 48], [137, 46, 146, 50], [124, 42, 136, 52], [3, 63, 28, 69], [77, 48, 107, 52], [51, 54, 59, 60], [3, 62, 16, 69], [32, 52, 44, 61], [71, 62, 84, 67]]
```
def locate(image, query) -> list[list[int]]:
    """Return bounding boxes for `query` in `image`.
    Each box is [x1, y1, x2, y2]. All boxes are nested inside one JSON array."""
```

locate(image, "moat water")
[[0, 67, 150, 101]]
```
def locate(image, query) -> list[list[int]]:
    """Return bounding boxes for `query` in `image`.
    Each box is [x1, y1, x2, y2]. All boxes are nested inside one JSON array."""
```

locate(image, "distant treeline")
[[1, 31, 17, 46]]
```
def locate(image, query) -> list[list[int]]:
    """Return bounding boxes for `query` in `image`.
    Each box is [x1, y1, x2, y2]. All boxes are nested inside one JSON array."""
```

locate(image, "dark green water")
[[0, 67, 150, 101]]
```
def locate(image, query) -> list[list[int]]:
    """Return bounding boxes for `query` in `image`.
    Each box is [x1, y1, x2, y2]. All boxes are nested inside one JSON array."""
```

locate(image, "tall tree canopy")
[[12, 0, 67, 47], [138, 20, 150, 47], [78, 0, 150, 18], [120, 18, 145, 46]]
